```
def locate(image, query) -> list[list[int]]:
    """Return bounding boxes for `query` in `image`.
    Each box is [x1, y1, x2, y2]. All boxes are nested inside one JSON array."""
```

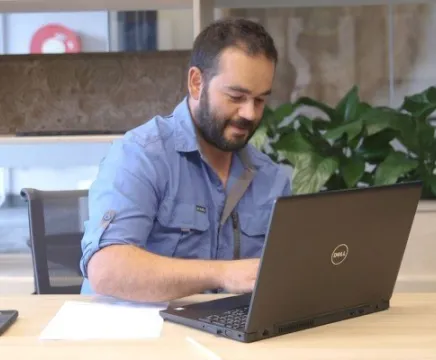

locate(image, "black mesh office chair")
[[20, 188, 88, 294]]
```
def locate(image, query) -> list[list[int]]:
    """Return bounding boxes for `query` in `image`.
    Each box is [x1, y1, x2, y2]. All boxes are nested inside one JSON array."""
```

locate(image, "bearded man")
[[80, 17, 291, 301]]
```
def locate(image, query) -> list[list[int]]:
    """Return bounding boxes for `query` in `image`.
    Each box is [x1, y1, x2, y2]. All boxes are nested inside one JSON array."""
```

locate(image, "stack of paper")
[[39, 298, 168, 340]]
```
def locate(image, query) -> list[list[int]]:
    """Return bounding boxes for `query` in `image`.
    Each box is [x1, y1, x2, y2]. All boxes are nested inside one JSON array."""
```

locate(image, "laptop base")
[[160, 296, 390, 343]]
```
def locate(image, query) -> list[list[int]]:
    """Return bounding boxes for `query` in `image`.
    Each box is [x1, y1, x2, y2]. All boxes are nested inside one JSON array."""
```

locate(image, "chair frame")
[[20, 188, 88, 294]]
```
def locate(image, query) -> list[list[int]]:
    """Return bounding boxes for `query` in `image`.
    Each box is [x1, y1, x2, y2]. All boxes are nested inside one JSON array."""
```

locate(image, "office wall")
[[229, 3, 436, 108], [0, 51, 190, 135], [158, 9, 193, 50]]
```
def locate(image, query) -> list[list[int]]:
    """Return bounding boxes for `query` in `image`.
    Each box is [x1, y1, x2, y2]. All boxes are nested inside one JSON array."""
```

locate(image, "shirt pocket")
[[148, 198, 211, 259], [238, 206, 271, 258]]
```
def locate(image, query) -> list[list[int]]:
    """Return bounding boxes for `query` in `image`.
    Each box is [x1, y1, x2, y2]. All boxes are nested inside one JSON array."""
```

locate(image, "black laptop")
[[160, 181, 422, 343]]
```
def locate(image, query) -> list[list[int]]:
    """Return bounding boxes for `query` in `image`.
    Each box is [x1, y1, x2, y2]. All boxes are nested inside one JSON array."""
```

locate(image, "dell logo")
[[331, 244, 349, 265], [333, 251, 346, 258]]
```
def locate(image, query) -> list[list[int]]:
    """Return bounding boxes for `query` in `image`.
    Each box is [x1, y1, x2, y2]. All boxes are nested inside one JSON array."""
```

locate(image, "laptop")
[[160, 181, 423, 343]]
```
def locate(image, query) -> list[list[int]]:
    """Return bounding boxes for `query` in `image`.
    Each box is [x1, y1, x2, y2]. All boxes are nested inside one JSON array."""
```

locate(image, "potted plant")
[[251, 85, 436, 199], [390, 86, 436, 199]]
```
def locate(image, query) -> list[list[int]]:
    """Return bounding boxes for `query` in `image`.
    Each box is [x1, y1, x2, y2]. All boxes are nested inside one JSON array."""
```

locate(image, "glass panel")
[[0, 9, 193, 55]]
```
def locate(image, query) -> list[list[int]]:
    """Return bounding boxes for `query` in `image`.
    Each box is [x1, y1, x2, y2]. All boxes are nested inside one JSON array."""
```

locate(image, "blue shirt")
[[79, 97, 291, 294]]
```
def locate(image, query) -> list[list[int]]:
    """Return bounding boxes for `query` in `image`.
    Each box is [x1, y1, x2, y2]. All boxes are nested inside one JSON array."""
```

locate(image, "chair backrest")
[[20, 188, 88, 294]]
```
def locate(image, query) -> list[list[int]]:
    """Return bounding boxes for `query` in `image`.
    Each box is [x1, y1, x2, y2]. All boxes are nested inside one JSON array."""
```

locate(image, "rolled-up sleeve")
[[80, 134, 161, 279]]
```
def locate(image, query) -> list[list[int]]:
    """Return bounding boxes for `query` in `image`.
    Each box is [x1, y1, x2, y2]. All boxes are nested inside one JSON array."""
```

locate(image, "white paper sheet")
[[39, 297, 168, 340]]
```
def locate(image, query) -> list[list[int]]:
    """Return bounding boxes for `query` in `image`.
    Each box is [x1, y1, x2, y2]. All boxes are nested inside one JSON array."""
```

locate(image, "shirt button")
[[102, 210, 115, 221]]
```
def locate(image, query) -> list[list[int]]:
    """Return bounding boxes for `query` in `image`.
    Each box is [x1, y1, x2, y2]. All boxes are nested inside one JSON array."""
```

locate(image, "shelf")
[[0, 134, 121, 145], [215, 0, 428, 8], [0, 0, 193, 12], [0, 0, 426, 12], [0, 135, 120, 168]]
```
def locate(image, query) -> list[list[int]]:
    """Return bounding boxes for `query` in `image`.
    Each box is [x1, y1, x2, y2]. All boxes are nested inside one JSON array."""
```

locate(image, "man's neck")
[[197, 136, 233, 187], [187, 97, 233, 186]]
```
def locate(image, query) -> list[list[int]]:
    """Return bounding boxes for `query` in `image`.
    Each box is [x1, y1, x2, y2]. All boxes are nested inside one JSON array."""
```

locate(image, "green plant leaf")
[[262, 105, 274, 119], [323, 119, 363, 142], [415, 104, 436, 122], [292, 154, 340, 194], [312, 118, 331, 131], [273, 130, 339, 193], [374, 151, 419, 185], [388, 114, 418, 153], [417, 121, 436, 151], [401, 86, 436, 117], [361, 107, 403, 136], [340, 155, 366, 188], [261, 105, 275, 129], [295, 97, 339, 124], [272, 130, 314, 165], [335, 86, 360, 122], [272, 103, 298, 128], [296, 115, 313, 133], [355, 101, 372, 118], [357, 129, 396, 163], [324, 173, 347, 190], [249, 124, 268, 150], [360, 172, 375, 186], [300, 126, 333, 156]]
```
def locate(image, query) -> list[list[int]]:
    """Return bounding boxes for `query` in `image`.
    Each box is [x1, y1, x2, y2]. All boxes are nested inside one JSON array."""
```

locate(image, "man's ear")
[[187, 67, 203, 101]]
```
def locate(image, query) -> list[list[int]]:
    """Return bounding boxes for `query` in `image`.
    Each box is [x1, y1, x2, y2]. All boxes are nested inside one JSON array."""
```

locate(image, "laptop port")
[[262, 329, 269, 337]]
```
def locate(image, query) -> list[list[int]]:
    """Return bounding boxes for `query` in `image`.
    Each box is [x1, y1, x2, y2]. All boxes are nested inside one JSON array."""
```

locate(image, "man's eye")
[[229, 95, 244, 102]]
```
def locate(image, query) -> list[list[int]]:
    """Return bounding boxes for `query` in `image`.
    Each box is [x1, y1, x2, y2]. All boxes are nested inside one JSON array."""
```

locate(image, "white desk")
[[1, 293, 436, 360]]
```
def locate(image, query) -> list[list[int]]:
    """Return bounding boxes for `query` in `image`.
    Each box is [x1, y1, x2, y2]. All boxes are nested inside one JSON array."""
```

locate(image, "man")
[[79, 17, 291, 302]]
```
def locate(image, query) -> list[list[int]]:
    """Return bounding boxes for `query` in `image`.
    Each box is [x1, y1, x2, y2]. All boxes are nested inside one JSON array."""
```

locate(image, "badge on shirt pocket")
[[196, 205, 207, 214]]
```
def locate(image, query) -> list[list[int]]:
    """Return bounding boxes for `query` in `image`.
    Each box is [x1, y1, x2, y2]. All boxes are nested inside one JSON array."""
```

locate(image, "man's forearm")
[[87, 244, 224, 302]]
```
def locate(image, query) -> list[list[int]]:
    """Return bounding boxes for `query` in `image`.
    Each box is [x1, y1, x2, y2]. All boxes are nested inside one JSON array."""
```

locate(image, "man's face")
[[194, 47, 275, 152]]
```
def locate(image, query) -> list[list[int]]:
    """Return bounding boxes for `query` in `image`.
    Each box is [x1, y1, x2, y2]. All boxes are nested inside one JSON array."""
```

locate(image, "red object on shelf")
[[30, 24, 81, 54]]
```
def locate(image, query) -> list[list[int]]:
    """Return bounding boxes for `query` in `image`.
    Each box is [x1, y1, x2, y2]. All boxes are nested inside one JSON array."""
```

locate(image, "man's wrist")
[[206, 260, 228, 289]]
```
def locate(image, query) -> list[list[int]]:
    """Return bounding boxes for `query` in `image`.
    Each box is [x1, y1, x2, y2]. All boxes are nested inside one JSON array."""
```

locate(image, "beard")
[[194, 86, 258, 152]]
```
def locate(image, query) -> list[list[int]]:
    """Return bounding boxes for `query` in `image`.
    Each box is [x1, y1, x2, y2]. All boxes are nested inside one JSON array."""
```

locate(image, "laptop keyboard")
[[199, 305, 249, 330]]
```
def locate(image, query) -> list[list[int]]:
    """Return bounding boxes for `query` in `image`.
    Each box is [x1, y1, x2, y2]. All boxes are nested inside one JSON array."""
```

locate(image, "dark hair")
[[189, 17, 278, 80]]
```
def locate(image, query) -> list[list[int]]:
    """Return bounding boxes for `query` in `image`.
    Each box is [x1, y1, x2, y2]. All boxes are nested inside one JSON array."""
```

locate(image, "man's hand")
[[219, 258, 260, 294]]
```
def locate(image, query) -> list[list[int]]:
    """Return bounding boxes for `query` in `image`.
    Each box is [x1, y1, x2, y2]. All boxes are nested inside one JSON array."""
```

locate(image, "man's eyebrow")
[[226, 85, 272, 97]]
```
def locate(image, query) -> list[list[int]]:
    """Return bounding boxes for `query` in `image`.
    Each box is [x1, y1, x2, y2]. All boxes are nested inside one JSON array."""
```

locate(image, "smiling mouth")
[[229, 125, 249, 135]]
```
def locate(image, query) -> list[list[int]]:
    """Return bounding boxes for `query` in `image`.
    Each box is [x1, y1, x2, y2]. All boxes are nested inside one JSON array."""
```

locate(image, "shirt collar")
[[173, 96, 199, 153]]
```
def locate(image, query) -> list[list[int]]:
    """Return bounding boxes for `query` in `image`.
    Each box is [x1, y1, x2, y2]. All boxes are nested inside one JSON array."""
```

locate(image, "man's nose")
[[238, 101, 257, 121]]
